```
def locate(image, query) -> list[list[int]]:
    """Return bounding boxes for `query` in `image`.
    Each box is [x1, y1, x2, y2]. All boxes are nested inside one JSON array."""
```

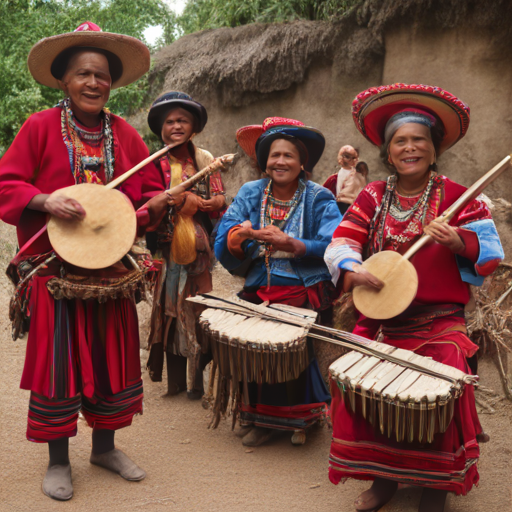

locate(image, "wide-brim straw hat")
[[28, 21, 150, 90], [148, 91, 208, 139], [352, 83, 470, 155], [236, 117, 325, 173]]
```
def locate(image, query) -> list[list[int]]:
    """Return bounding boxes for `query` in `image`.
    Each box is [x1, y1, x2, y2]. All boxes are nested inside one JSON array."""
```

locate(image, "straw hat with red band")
[[352, 83, 470, 155], [28, 21, 150, 90], [236, 117, 325, 173]]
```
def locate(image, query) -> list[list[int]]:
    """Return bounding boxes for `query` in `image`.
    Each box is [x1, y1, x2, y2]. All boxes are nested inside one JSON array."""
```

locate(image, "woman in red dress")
[[0, 23, 171, 500], [324, 84, 504, 512]]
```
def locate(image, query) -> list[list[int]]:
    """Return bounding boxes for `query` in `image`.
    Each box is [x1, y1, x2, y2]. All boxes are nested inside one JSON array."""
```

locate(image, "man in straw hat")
[[214, 117, 341, 447], [145, 91, 227, 400], [0, 22, 174, 500], [324, 84, 504, 512]]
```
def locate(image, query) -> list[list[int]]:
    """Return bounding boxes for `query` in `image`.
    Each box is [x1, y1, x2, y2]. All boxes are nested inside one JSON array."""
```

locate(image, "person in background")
[[335, 160, 369, 212], [323, 145, 359, 214]]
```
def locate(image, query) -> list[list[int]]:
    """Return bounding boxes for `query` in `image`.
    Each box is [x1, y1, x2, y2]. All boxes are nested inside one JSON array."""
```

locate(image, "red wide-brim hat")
[[352, 84, 470, 155], [236, 117, 325, 172]]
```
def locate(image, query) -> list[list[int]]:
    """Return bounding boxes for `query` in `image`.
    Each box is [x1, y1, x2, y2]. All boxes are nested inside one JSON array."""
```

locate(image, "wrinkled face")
[[59, 51, 111, 119], [337, 146, 358, 168], [161, 108, 195, 145], [266, 139, 302, 186], [388, 123, 435, 179]]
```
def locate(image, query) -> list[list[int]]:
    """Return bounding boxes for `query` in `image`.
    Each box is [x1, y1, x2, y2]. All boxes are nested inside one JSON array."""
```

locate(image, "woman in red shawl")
[[324, 84, 504, 512], [145, 92, 226, 400], [0, 23, 172, 500]]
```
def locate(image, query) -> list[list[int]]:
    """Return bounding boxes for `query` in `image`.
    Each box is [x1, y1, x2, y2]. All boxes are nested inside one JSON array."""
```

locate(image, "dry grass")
[[0, 221, 16, 290]]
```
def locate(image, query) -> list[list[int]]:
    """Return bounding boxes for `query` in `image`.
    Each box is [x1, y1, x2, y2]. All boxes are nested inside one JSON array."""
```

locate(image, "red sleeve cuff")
[[136, 207, 151, 237], [456, 228, 479, 262]]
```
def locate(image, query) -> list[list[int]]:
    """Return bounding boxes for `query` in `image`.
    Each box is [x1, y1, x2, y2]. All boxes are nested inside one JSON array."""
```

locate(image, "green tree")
[[0, 0, 177, 154], [179, 0, 357, 34]]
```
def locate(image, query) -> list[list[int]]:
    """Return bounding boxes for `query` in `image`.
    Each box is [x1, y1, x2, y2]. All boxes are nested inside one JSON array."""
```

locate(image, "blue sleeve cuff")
[[296, 238, 328, 258]]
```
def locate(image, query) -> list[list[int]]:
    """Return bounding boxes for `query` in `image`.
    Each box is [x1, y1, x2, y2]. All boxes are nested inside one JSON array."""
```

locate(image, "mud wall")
[[130, 13, 512, 256]]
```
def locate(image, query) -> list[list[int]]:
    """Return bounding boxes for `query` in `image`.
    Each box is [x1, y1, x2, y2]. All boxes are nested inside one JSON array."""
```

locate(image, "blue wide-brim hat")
[[148, 91, 207, 139], [237, 117, 325, 173]]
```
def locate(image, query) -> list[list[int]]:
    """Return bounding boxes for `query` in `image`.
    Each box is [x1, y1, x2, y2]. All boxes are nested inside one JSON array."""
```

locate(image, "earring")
[[300, 165, 305, 171], [430, 150, 436, 166]]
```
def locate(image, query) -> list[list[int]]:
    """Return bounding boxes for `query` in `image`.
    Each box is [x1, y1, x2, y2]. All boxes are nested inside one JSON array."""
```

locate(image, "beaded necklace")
[[368, 171, 442, 255], [58, 97, 115, 184], [260, 179, 305, 288]]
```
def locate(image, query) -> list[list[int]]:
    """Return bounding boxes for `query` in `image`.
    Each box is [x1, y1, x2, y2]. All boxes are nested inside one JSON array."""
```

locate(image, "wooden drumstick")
[[402, 154, 512, 261], [165, 153, 237, 196], [106, 141, 181, 190]]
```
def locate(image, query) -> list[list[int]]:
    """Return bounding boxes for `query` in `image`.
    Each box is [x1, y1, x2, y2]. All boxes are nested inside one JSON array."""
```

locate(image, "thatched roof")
[[150, 0, 512, 107]]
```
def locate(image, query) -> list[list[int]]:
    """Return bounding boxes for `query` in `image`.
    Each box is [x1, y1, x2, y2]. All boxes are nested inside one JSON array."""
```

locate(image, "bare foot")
[[234, 425, 253, 438], [354, 478, 398, 511], [242, 427, 274, 447]]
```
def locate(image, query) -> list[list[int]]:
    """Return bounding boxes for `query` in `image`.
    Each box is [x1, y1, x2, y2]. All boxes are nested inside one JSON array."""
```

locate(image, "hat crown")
[[152, 91, 194, 108], [351, 83, 470, 154], [74, 22, 102, 33], [262, 117, 304, 132]]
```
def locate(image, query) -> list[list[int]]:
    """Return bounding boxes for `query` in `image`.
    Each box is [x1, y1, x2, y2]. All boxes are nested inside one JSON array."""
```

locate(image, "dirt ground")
[[0, 221, 511, 512]]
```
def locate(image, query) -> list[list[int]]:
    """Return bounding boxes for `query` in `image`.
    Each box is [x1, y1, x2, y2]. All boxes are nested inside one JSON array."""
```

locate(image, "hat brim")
[[353, 85, 470, 155], [237, 125, 326, 173], [236, 125, 265, 161], [148, 99, 208, 138], [28, 31, 150, 90]]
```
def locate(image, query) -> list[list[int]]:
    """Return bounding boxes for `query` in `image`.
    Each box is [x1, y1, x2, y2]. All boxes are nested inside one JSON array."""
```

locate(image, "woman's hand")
[[424, 220, 465, 253], [199, 195, 226, 212], [166, 189, 186, 207], [231, 220, 258, 242], [43, 194, 86, 220], [343, 263, 384, 292], [147, 192, 173, 219], [252, 225, 306, 257]]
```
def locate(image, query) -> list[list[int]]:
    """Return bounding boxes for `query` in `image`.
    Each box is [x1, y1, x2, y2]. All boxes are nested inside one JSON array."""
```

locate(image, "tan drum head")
[[352, 251, 418, 320], [47, 183, 136, 269]]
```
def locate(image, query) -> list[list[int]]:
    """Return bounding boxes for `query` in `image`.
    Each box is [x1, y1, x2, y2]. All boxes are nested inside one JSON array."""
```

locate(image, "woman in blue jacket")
[[215, 117, 342, 447]]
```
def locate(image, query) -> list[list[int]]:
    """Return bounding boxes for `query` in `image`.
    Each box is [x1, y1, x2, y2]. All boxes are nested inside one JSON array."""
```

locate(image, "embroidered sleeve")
[[452, 196, 504, 284], [214, 183, 260, 271], [209, 170, 225, 196], [324, 237, 363, 286], [324, 184, 381, 285]]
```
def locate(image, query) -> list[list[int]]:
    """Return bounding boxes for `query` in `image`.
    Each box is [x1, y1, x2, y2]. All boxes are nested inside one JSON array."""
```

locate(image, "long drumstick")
[[166, 154, 236, 195], [402, 155, 511, 260], [106, 141, 180, 190]]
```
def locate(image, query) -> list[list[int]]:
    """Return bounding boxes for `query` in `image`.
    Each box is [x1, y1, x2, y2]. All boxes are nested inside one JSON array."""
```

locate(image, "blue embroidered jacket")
[[214, 179, 342, 289]]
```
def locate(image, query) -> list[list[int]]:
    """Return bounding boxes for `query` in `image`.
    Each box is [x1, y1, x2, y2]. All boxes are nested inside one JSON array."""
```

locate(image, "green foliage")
[[179, 0, 358, 33], [0, 0, 176, 155]]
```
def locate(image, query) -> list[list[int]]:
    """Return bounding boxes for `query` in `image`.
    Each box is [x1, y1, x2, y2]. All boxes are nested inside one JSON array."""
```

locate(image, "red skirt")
[[21, 275, 142, 400], [329, 316, 482, 495]]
